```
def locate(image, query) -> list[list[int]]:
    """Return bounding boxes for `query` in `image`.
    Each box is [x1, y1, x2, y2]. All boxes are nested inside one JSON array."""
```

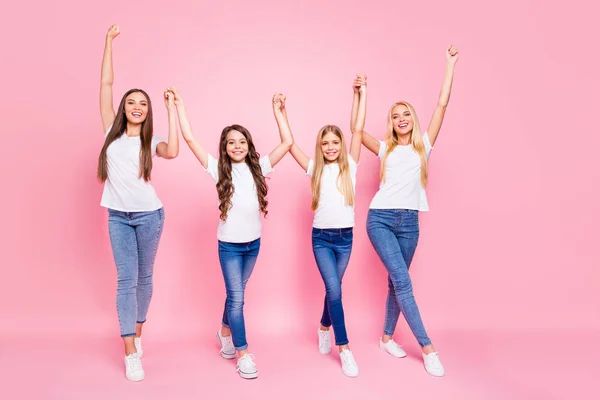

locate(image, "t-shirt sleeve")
[[260, 156, 274, 176], [204, 154, 219, 183], [422, 132, 434, 158], [152, 136, 166, 157], [377, 140, 388, 159], [306, 159, 314, 177]]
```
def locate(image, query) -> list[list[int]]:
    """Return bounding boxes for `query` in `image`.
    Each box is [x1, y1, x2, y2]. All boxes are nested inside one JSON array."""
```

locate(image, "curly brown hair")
[[217, 125, 269, 221]]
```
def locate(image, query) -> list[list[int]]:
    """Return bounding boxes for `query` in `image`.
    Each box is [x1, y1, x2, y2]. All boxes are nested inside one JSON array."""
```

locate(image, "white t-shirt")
[[100, 131, 166, 212], [306, 156, 358, 228], [205, 154, 273, 243], [369, 133, 433, 211]]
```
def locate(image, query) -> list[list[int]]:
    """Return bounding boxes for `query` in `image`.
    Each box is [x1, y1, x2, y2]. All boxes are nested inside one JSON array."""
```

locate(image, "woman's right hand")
[[166, 86, 184, 107], [272, 93, 286, 112], [106, 24, 120, 41], [353, 74, 366, 93]]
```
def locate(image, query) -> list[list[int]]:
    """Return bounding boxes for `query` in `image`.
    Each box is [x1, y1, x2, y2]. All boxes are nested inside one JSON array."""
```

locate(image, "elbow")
[[165, 149, 179, 160]]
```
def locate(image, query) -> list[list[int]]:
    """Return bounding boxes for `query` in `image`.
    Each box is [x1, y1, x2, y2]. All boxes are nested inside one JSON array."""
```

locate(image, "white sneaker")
[[423, 352, 445, 377], [340, 349, 359, 377], [216, 330, 236, 359], [379, 338, 407, 358], [134, 337, 143, 358], [237, 354, 259, 379], [124, 353, 144, 382], [318, 329, 332, 355]]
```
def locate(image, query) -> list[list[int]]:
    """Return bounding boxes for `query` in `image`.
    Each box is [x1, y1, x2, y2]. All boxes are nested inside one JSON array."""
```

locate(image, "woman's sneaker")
[[423, 352, 445, 377], [237, 354, 259, 379], [217, 330, 236, 359], [340, 349, 359, 377], [318, 329, 332, 354], [124, 353, 144, 382], [379, 338, 407, 358], [134, 337, 143, 358]]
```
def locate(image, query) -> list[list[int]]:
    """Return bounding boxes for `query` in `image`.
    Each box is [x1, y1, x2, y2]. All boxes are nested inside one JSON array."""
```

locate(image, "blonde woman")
[[358, 46, 459, 377], [276, 76, 366, 377]]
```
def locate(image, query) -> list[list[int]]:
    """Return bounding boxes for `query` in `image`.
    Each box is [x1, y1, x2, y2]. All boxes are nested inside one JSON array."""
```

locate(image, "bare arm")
[[167, 87, 209, 168], [350, 75, 367, 163], [100, 25, 120, 132], [427, 45, 459, 146], [269, 93, 294, 167], [156, 90, 179, 159]]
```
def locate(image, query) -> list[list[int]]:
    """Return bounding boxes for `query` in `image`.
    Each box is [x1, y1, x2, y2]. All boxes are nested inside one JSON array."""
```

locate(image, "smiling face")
[[320, 131, 342, 163], [225, 129, 249, 162], [124, 91, 149, 124], [391, 104, 414, 138]]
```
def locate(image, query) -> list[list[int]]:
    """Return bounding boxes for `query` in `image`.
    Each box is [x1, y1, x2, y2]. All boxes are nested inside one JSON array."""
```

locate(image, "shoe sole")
[[342, 370, 359, 378], [126, 374, 145, 382], [379, 343, 407, 358], [239, 370, 259, 379], [216, 332, 236, 359]]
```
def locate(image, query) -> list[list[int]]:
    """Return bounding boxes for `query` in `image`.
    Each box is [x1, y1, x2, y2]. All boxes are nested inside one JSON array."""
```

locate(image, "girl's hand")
[[164, 90, 174, 110], [446, 45, 459, 65], [272, 93, 286, 112], [166, 86, 184, 106], [106, 24, 120, 40]]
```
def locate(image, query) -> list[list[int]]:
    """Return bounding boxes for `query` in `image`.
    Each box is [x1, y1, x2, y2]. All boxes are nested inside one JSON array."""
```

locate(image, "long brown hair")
[[310, 125, 355, 210], [97, 89, 154, 182], [381, 101, 428, 187], [217, 125, 269, 221]]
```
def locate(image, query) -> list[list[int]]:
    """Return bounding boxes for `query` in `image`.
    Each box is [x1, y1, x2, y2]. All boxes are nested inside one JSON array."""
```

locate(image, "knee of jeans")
[[226, 291, 245, 309], [117, 276, 136, 292], [324, 283, 342, 300]]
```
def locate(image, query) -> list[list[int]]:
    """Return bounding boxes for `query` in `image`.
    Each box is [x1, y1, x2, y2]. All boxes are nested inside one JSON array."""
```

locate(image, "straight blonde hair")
[[311, 125, 355, 210], [380, 101, 428, 187]]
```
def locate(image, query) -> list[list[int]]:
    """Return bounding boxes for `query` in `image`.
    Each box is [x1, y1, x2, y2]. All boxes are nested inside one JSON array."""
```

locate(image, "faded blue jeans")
[[108, 208, 165, 337], [312, 227, 353, 346], [366, 209, 432, 348], [219, 238, 261, 351]]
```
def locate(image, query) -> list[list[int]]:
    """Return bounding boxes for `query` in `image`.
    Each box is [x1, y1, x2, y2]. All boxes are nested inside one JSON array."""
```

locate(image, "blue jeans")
[[219, 238, 261, 351], [366, 209, 432, 348], [108, 208, 165, 337], [312, 227, 352, 346]]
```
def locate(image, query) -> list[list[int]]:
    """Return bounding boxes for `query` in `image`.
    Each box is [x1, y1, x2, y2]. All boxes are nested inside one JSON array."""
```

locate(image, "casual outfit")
[[366, 133, 445, 376], [101, 130, 167, 381], [204, 154, 273, 379], [306, 156, 359, 377]]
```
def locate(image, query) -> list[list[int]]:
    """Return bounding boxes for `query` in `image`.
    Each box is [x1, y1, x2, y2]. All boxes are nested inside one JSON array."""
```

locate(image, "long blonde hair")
[[311, 125, 355, 210], [380, 101, 428, 187]]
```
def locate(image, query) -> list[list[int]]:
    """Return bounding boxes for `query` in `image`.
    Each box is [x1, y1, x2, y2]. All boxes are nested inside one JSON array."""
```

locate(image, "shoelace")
[[222, 336, 235, 353], [126, 354, 142, 370], [237, 354, 256, 371], [319, 331, 330, 348], [426, 353, 441, 367], [340, 350, 357, 367]]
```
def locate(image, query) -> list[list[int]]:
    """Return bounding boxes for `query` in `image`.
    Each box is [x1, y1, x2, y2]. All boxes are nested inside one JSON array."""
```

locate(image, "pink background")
[[2, 0, 598, 398]]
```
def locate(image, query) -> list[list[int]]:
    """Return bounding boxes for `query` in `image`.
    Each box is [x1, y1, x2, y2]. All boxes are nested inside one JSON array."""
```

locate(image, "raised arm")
[[269, 93, 294, 167], [155, 90, 179, 159], [427, 45, 459, 146], [167, 87, 209, 168], [100, 25, 120, 133], [349, 74, 367, 163], [351, 75, 380, 155]]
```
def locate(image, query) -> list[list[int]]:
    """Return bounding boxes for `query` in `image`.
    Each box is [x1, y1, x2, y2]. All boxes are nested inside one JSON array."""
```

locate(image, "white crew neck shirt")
[[369, 133, 433, 211], [204, 154, 273, 243]]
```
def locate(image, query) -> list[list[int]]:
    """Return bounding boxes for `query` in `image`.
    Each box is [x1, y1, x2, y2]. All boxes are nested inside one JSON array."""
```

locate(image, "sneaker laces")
[[426, 352, 441, 367], [221, 336, 235, 353], [318, 330, 330, 348], [340, 350, 357, 367], [126, 354, 142, 370], [237, 354, 256, 370]]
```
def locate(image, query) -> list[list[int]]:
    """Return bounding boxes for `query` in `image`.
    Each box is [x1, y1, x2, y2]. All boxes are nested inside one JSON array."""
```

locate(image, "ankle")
[[319, 325, 330, 331]]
